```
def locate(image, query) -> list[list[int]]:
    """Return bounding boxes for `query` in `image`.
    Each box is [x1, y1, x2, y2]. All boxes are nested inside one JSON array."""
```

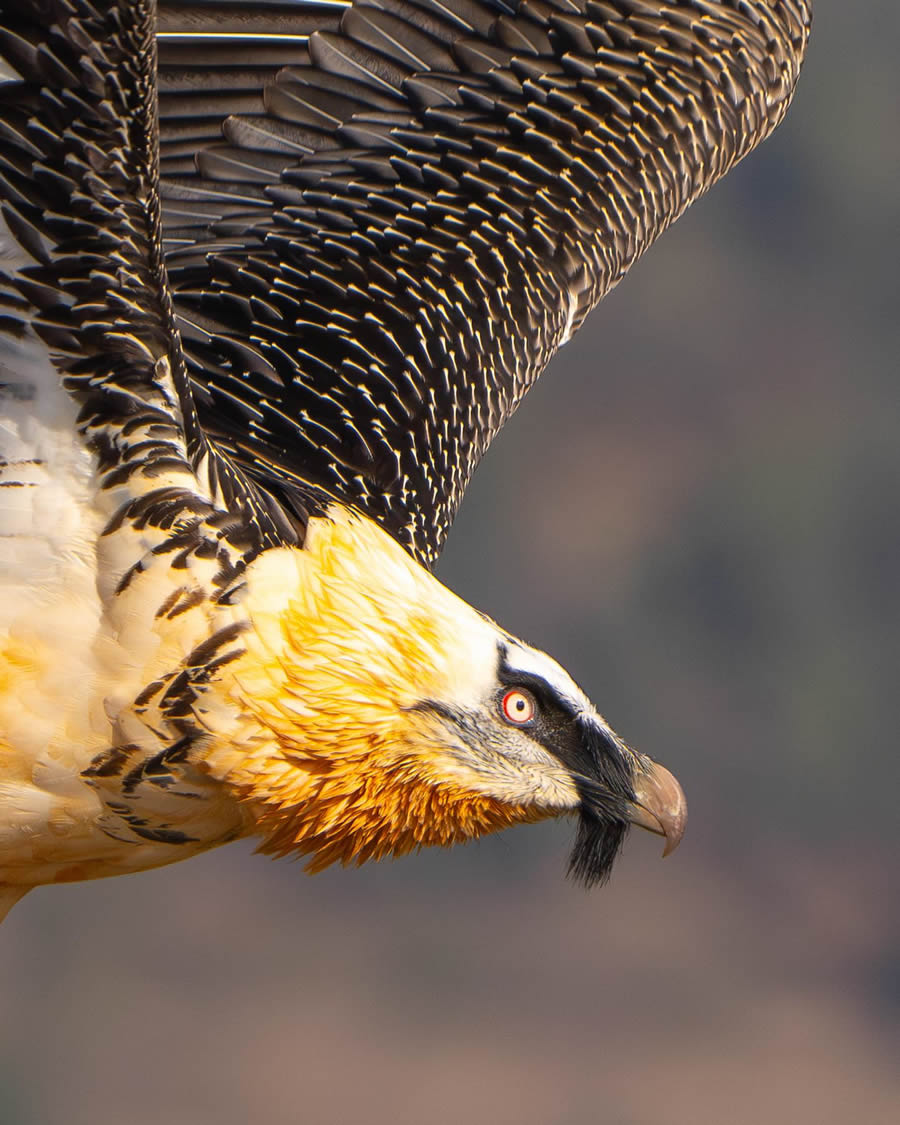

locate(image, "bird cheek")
[[464, 746, 581, 812]]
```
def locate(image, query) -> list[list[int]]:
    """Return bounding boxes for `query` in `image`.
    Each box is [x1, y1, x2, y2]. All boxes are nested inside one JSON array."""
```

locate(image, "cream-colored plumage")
[[0, 336, 247, 890]]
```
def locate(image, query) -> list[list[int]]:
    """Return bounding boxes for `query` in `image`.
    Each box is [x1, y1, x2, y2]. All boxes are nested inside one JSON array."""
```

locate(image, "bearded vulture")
[[0, 0, 810, 922]]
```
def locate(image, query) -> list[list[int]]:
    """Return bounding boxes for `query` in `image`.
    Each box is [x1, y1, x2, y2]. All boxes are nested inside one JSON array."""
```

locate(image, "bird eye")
[[500, 688, 536, 726]]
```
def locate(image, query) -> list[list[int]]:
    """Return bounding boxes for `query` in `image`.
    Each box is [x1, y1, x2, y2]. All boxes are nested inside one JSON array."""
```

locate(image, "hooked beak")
[[628, 761, 687, 857]]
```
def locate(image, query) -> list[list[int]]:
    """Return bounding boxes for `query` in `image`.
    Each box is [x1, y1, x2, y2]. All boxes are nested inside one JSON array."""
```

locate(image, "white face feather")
[[419, 630, 604, 811], [496, 634, 595, 718]]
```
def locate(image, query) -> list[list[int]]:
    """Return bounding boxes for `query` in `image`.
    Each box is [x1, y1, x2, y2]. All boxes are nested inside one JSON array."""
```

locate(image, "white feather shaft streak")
[[157, 33, 313, 42]]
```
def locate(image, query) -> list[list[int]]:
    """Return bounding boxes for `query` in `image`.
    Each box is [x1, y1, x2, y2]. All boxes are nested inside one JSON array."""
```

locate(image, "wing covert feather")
[[158, 0, 810, 564]]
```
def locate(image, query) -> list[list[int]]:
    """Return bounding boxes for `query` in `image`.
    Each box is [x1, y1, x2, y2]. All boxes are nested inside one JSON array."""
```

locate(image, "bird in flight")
[[0, 0, 809, 922]]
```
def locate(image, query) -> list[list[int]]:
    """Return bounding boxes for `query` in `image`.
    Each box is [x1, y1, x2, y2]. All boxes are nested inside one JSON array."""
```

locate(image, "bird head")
[[205, 505, 685, 885]]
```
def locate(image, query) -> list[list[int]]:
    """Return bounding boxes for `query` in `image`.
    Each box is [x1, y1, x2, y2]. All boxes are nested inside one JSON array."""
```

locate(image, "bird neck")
[[200, 506, 542, 869]]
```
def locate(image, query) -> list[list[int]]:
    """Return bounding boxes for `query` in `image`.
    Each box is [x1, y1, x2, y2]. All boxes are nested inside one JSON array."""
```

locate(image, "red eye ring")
[[501, 688, 536, 726]]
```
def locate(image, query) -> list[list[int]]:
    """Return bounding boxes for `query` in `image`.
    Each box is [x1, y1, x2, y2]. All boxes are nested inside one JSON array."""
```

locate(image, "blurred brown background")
[[2, 3, 898, 1123]]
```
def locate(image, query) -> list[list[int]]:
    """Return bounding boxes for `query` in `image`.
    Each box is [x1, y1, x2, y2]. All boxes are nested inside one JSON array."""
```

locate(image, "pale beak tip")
[[629, 761, 687, 858]]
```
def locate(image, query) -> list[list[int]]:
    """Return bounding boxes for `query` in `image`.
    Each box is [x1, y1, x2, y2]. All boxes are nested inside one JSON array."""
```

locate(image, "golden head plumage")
[[199, 506, 686, 884]]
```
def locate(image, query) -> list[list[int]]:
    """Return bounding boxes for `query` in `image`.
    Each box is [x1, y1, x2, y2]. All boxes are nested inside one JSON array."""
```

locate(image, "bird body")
[[0, 317, 246, 887], [0, 0, 810, 921]]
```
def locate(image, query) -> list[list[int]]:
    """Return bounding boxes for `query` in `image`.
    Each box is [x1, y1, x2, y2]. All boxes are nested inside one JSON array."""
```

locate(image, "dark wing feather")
[[0, 0, 299, 568], [157, 0, 811, 565]]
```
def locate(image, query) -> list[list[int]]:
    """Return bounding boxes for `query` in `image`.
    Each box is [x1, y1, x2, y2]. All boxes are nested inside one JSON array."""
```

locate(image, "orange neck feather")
[[203, 507, 549, 869], [240, 719, 545, 871]]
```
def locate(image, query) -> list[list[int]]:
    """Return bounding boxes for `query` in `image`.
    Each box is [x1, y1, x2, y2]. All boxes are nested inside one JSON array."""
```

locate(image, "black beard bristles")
[[567, 812, 629, 888], [565, 715, 635, 887]]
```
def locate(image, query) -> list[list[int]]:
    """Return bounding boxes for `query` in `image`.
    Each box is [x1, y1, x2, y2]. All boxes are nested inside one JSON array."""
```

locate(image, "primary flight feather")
[[0, 0, 810, 922]]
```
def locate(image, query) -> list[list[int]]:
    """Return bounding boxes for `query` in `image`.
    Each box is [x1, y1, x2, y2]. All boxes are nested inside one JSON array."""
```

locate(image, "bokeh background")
[[2, 3, 898, 1123]]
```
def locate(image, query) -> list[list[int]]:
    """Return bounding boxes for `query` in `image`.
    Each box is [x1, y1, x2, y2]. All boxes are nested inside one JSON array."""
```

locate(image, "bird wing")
[[0, 0, 299, 568], [156, 0, 810, 565], [2, 0, 812, 573]]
